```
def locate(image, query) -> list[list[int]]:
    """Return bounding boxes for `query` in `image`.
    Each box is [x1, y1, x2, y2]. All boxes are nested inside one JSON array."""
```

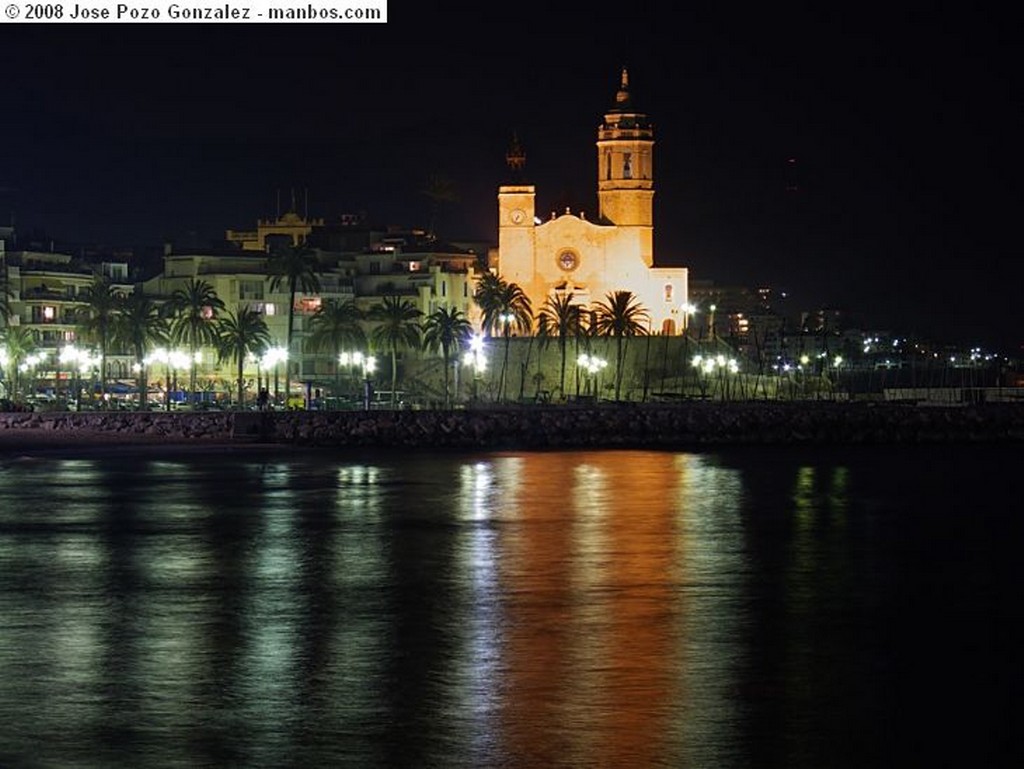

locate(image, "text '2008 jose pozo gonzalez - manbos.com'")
[[3, 1, 388, 23]]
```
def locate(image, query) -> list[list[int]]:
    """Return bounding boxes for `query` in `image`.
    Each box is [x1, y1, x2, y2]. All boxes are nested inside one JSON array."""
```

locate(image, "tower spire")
[[505, 131, 526, 182], [597, 65, 654, 230], [613, 66, 632, 110]]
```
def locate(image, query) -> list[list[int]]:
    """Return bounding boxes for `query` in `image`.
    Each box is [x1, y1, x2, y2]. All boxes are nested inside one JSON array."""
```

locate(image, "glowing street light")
[[338, 350, 376, 376], [462, 334, 487, 402], [144, 347, 191, 410], [17, 351, 49, 403], [680, 302, 698, 337], [691, 353, 739, 399], [59, 345, 101, 410], [261, 345, 288, 403], [339, 351, 377, 409], [577, 352, 607, 397]]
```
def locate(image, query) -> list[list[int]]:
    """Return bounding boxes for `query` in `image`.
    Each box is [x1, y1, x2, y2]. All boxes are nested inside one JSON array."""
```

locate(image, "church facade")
[[496, 69, 689, 335]]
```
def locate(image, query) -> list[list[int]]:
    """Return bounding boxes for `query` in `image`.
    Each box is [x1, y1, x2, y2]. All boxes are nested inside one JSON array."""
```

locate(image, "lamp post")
[[461, 334, 487, 404], [681, 302, 698, 338], [831, 354, 844, 401], [577, 353, 607, 399], [261, 346, 288, 407], [144, 348, 190, 411], [60, 345, 99, 411], [339, 351, 377, 410], [59, 345, 80, 410], [799, 353, 811, 399], [18, 351, 49, 403], [247, 351, 261, 406], [691, 353, 738, 400]]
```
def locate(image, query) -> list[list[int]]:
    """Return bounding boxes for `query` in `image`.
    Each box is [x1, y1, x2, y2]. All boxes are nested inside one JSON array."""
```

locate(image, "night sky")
[[2, 5, 1020, 352]]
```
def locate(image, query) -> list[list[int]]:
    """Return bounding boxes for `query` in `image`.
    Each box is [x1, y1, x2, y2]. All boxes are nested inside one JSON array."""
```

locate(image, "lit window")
[[43, 306, 56, 321]]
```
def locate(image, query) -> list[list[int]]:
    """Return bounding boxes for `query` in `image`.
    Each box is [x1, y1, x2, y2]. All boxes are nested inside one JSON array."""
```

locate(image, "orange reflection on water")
[[496, 450, 686, 767]]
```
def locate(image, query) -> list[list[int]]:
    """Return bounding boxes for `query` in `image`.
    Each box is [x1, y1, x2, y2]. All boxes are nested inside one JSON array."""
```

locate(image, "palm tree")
[[307, 297, 366, 400], [422, 305, 472, 408], [268, 244, 321, 405], [115, 291, 168, 408], [538, 292, 583, 398], [368, 295, 422, 408], [215, 307, 271, 408], [593, 290, 650, 401], [531, 313, 553, 401], [165, 278, 225, 403], [0, 326, 35, 398], [473, 272, 505, 330], [473, 272, 532, 401], [76, 278, 122, 403]]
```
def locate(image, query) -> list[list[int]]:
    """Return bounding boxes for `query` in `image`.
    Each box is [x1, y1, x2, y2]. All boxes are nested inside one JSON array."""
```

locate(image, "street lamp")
[[261, 346, 288, 406], [462, 334, 487, 403], [577, 353, 607, 398], [691, 353, 739, 399], [60, 345, 101, 410], [144, 347, 191, 410], [681, 302, 698, 337], [339, 351, 377, 409], [18, 350, 49, 402]]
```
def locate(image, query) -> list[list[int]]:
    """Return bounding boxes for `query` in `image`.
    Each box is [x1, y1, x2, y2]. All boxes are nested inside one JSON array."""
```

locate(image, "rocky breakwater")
[[0, 410, 234, 445], [259, 402, 1024, 450], [2, 402, 1022, 450]]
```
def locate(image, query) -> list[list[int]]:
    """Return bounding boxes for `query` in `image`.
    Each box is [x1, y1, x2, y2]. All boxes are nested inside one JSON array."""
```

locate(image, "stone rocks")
[[1, 402, 1022, 450]]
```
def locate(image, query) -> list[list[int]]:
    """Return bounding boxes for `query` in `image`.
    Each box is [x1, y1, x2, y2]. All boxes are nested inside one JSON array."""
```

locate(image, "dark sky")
[[2, 5, 1020, 352]]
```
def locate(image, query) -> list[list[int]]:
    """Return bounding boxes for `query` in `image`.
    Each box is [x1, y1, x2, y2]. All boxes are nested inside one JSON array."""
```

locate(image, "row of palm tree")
[[475, 274, 652, 401], [308, 294, 473, 409], [3, 246, 655, 406], [0, 275, 263, 407]]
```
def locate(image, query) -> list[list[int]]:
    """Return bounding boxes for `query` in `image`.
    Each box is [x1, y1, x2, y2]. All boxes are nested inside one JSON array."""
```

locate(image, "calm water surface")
[[0, 444, 1018, 768]]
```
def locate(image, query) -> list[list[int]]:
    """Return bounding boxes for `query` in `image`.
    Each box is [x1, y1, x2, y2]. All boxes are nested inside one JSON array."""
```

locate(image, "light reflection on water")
[[0, 446, 1017, 768]]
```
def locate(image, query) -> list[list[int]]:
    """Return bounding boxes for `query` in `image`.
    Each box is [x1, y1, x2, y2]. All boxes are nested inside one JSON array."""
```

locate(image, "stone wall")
[[3, 403, 1023, 450]]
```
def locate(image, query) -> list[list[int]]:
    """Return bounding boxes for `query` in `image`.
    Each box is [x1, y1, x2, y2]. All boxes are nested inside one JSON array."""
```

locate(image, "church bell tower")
[[596, 68, 654, 230]]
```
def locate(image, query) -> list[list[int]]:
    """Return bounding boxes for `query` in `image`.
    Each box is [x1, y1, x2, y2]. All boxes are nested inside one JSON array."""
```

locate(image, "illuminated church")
[[496, 68, 689, 334]]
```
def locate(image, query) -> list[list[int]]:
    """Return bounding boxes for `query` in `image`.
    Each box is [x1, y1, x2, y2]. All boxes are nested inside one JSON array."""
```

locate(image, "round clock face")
[[557, 250, 579, 271], [510, 208, 525, 225]]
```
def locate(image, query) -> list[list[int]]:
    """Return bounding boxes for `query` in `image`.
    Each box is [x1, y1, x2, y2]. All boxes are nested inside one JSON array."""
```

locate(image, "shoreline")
[[2, 402, 1023, 454]]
